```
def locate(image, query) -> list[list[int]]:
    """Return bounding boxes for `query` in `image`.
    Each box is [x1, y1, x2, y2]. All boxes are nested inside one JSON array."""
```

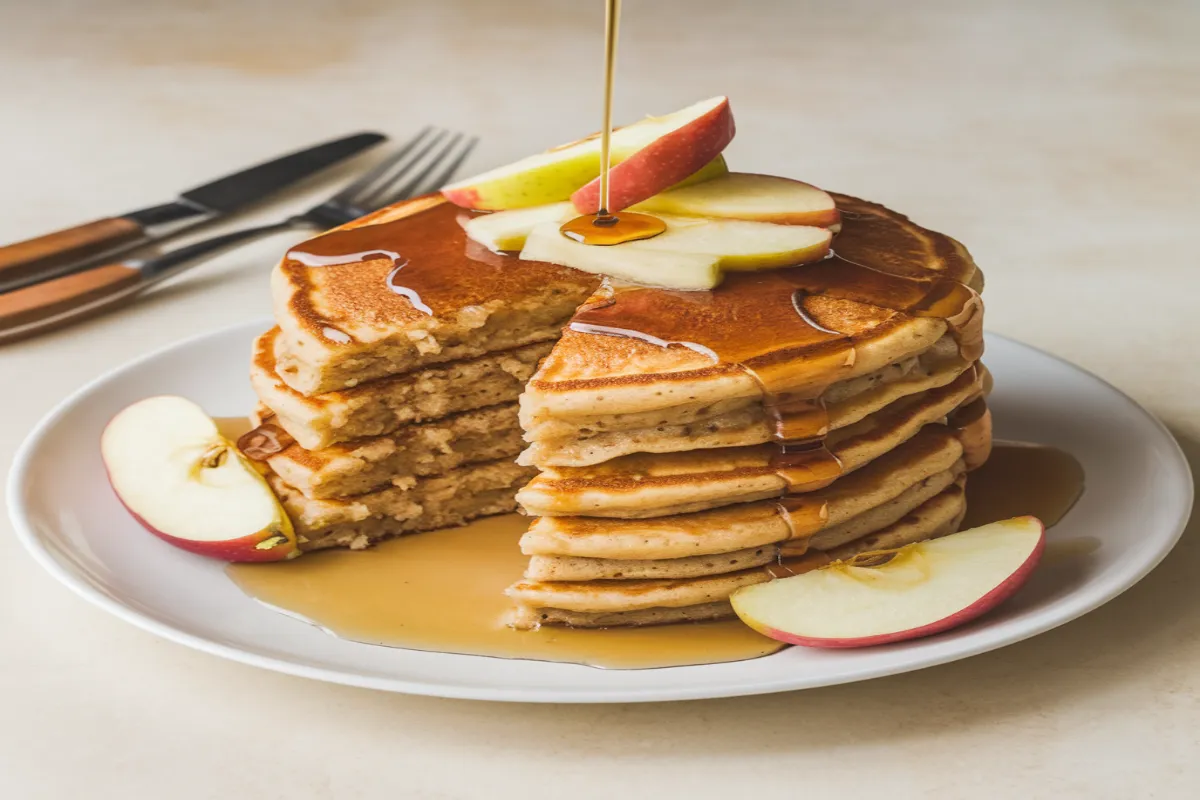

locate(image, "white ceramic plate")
[[7, 320, 1192, 703]]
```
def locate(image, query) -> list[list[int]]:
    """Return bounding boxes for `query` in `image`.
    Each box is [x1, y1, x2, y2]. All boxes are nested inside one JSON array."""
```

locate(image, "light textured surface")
[[1, 0, 1197, 797]]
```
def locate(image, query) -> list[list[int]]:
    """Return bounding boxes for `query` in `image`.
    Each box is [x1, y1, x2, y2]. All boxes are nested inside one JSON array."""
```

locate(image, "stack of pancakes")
[[245, 192, 991, 631], [247, 197, 599, 551], [505, 195, 991, 628]]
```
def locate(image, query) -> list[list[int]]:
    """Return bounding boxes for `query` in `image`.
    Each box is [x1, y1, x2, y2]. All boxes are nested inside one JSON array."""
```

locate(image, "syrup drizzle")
[[280, 202, 597, 333], [288, 248, 402, 268], [557, 0, 667, 246], [569, 197, 985, 550], [384, 258, 432, 314]]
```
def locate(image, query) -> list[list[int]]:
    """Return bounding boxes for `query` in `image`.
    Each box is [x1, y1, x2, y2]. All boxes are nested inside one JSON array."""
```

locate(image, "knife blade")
[[0, 131, 385, 290]]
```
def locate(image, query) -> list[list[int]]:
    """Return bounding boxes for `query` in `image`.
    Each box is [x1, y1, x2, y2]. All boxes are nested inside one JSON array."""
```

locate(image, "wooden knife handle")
[[0, 264, 143, 333], [0, 217, 145, 284]]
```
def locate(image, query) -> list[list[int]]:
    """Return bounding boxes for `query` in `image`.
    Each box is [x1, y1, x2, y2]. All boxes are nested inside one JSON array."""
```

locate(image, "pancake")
[[519, 337, 969, 467], [520, 423, 965, 560], [523, 461, 963, 581], [507, 480, 966, 628], [517, 366, 983, 518], [269, 196, 600, 396], [519, 194, 983, 434], [268, 459, 537, 551], [252, 327, 552, 450], [258, 403, 524, 499]]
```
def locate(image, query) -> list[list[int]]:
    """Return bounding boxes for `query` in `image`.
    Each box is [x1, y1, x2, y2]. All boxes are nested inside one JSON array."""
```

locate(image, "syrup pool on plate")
[[227, 513, 784, 670]]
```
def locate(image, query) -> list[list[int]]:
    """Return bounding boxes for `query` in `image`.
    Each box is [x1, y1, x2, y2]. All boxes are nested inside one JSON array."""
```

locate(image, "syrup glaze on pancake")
[[283, 200, 587, 328], [565, 194, 985, 551]]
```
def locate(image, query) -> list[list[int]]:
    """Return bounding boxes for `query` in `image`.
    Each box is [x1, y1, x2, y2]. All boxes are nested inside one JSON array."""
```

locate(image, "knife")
[[0, 131, 386, 290]]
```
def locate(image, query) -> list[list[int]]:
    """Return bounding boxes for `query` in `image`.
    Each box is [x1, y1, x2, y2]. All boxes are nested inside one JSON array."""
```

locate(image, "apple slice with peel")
[[570, 97, 736, 214], [520, 214, 831, 289], [442, 97, 733, 210], [731, 517, 1045, 648], [632, 173, 842, 230], [101, 395, 299, 562]]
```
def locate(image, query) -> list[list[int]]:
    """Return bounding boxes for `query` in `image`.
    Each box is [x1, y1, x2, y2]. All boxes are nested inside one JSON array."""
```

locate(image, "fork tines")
[[335, 128, 479, 216]]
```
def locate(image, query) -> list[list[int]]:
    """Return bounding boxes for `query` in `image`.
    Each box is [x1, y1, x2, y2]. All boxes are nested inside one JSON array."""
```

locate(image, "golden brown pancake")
[[517, 367, 982, 518], [257, 403, 524, 499], [252, 327, 552, 450], [270, 197, 599, 396], [520, 423, 965, 560], [519, 194, 983, 436], [519, 339, 970, 467], [268, 459, 537, 551], [507, 481, 967, 629]]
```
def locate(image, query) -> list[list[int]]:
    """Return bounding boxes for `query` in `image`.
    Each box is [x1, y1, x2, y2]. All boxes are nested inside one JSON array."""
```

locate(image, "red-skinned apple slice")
[[730, 517, 1045, 648], [570, 96, 735, 214], [442, 97, 733, 210], [632, 173, 842, 229], [101, 395, 299, 562]]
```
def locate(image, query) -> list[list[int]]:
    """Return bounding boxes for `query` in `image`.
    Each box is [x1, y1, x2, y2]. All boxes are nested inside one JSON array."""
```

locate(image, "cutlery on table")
[[0, 128, 477, 344], [0, 132, 386, 291]]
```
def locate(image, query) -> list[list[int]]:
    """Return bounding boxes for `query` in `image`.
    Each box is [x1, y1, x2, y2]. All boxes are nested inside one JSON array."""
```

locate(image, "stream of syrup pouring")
[[558, 0, 668, 246]]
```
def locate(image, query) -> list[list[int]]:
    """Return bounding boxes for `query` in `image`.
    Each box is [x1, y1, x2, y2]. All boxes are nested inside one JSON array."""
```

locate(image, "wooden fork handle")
[[0, 263, 143, 336], [0, 217, 145, 285]]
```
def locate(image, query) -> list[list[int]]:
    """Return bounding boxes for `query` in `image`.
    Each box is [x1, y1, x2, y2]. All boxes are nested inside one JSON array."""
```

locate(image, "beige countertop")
[[2, 1, 1198, 796]]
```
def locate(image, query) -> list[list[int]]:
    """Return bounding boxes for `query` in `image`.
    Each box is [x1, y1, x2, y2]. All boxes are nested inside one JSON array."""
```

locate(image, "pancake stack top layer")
[[250, 191, 990, 629], [506, 195, 992, 628]]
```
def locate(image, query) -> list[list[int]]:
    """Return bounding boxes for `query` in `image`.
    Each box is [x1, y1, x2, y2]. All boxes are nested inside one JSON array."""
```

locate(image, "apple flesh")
[[632, 173, 842, 230], [463, 202, 574, 252], [520, 214, 832, 290], [101, 395, 299, 562], [730, 517, 1045, 647], [441, 97, 733, 210], [462, 155, 730, 254], [570, 97, 735, 214]]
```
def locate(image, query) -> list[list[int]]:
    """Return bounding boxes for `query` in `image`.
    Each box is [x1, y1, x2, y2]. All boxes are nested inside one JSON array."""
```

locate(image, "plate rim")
[[6, 319, 1194, 703]]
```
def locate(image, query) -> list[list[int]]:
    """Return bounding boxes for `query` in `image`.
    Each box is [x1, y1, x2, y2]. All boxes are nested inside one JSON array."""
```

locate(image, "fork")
[[0, 128, 477, 343]]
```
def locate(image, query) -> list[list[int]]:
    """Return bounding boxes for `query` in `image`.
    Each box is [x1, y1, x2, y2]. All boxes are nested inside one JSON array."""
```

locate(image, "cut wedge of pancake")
[[517, 366, 982, 518], [252, 327, 552, 450], [257, 403, 524, 499], [268, 459, 537, 551], [507, 480, 967, 628], [270, 196, 600, 396]]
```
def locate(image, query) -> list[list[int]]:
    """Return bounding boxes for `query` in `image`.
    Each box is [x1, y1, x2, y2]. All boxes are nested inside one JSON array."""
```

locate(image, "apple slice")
[[101, 395, 299, 562], [570, 97, 736, 214], [520, 215, 831, 290], [631, 173, 842, 229], [461, 157, 732, 253], [730, 517, 1045, 648], [462, 202, 574, 252], [442, 97, 732, 210]]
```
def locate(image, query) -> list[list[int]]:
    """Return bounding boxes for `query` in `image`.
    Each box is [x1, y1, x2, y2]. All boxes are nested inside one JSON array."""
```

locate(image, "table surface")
[[2, 1, 1198, 797]]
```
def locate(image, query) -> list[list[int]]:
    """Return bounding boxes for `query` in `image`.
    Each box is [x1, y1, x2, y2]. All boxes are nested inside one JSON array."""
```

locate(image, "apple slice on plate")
[[731, 517, 1045, 648], [442, 96, 733, 210], [632, 173, 842, 229], [101, 395, 299, 562]]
